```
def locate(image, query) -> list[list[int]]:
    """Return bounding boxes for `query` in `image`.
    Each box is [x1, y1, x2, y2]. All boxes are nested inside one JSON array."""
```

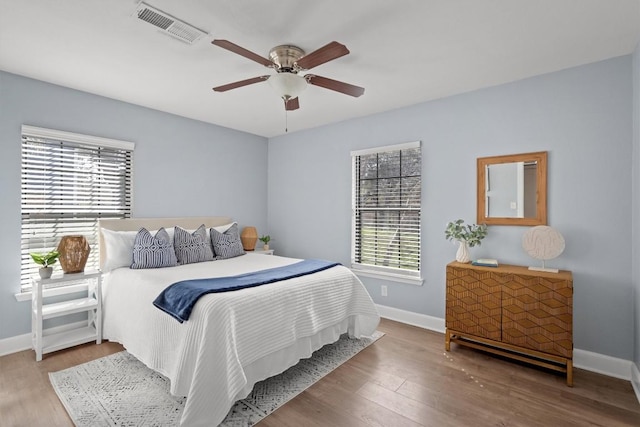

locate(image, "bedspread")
[[102, 253, 379, 426]]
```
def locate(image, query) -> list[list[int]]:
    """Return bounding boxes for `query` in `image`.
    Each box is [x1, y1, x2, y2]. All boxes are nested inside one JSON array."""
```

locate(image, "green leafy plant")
[[30, 250, 60, 267], [445, 219, 488, 247], [258, 235, 271, 244]]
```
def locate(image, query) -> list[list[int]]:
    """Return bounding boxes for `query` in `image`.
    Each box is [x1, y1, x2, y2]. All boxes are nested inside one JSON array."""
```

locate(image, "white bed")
[[99, 217, 380, 426]]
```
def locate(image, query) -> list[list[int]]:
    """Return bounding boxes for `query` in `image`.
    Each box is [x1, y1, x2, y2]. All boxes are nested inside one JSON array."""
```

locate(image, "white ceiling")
[[1, 1, 639, 138]]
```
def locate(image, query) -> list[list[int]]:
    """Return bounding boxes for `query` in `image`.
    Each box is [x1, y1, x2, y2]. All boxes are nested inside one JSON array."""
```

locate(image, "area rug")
[[50, 331, 383, 426]]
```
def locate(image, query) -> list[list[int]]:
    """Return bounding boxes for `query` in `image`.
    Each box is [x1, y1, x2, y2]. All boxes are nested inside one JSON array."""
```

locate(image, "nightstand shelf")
[[41, 297, 98, 319], [32, 271, 102, 361], [40, 326, 98, 355]]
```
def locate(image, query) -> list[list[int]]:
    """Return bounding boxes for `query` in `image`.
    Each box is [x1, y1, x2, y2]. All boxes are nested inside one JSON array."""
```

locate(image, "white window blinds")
[[351, 141, 421, 278], [20, 126, 134, 291]]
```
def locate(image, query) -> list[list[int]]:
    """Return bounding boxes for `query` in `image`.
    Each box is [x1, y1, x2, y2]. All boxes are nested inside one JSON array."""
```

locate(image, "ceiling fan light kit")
[[267, 73, 307, 101], [211, 39, 364, 112]]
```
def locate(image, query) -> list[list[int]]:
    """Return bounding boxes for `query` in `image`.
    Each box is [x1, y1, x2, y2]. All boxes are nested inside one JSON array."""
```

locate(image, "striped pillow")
[[131, 227, 178, 269], [210, 223, 245, 259], [174, 224, 214, 265]]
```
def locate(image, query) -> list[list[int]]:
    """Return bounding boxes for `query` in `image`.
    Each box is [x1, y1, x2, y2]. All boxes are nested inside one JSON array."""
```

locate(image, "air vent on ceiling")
[[134, 2, 207, 44]]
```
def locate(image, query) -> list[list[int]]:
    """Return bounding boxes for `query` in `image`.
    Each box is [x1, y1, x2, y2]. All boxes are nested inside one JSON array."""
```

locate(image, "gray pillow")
[[174, 224, 214, 265], [210, 223, 245, 259], [131, 227, 178, 269]]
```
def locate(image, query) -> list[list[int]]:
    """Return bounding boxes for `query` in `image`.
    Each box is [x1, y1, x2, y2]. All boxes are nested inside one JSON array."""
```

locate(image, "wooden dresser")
[[445, 261, 573, 385]]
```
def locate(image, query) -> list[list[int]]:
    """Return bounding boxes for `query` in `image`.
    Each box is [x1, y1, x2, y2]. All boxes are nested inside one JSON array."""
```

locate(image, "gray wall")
[[268, 56, 634, 359], [0, 71, 268, 340], [2, 55, 637, 362], [633, 43, 640, 373]]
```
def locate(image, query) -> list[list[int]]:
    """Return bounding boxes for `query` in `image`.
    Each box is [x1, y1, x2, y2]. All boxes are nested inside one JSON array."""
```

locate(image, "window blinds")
[[351, 141, 421, 277], [20, 126, 134, 290]]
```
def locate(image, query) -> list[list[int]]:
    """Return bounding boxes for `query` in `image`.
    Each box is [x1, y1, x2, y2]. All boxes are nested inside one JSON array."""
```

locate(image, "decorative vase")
[[240, 226, 258, 251], [57, 235, 91, 273], [456, 241, 470, 263], [263, 244, 269, 251], [39, 266, 53, 279]]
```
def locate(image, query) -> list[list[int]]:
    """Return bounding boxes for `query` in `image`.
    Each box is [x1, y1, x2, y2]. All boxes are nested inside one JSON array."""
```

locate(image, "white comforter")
[[102, 253, 379, 426]]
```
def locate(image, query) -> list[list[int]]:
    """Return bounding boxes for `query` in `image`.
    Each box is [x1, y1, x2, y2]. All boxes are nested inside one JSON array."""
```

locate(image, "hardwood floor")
[[0, 339, 123, 426], [1, 318, 639, 426]]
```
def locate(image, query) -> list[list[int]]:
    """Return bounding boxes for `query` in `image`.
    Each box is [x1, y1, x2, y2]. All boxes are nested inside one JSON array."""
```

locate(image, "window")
[[351, 141, 421, 282], [20, 125, 134, 291]]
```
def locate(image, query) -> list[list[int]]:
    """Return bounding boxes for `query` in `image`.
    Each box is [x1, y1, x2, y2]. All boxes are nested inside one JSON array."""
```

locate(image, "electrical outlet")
[[381, 285, 388, 297]]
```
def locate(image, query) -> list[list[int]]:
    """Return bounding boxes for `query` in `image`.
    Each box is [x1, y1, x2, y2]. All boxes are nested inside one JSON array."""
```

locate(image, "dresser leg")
[[566, 359, 573, 387], [445, 329, 451, 351]]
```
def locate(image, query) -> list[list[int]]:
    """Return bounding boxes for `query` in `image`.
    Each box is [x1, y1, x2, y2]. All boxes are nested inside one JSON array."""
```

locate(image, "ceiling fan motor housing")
[[269, 45, 305, 73]]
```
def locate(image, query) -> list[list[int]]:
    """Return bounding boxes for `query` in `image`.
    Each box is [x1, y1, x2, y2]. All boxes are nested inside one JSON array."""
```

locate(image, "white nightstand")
[[31, 271, 102, 361], [253, 249, 274, 255]]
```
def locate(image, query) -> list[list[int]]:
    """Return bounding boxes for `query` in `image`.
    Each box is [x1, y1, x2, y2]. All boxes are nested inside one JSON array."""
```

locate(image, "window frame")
[[19, 125, 134, 293], [350, 141, 423, 285]]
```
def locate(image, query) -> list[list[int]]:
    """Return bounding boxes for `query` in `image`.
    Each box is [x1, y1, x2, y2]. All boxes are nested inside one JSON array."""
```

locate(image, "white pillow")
[[210, 222, 236, 233], [101, 227, 195, 271], [101, 228, 138, 272]]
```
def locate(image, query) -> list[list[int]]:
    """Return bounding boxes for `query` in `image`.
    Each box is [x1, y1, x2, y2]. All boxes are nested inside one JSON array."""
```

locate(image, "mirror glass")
[[477, 152, 547, 226]]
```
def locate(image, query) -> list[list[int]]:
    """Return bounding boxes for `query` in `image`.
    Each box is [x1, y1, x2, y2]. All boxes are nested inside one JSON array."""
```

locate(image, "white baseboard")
[[376, 304, 445, 333], [0, 321, 88, 357], [0, 333, 32, 357], [573, 349, 633, 381], [375, 304, 634, 383]]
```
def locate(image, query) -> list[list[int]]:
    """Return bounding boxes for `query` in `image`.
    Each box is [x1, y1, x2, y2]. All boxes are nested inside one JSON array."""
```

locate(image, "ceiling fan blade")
[[212, 39, 273, 67], [306, 75, 365, 97], [285, 97, 300, 111], [212, 75, 269, 92], [295, 41, 349, 70]]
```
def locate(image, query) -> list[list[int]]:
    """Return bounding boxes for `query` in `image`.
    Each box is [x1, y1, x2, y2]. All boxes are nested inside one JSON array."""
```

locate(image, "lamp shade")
[[268, 73, 307, 100], [240, 226, 258, 251]]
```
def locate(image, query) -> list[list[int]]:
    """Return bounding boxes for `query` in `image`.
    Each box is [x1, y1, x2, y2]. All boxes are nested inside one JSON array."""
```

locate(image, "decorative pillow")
[[101, 228, 138, 272], [174, 224, 214, 265], [210, 223, 245, 259], [131, 227, 178, 269]]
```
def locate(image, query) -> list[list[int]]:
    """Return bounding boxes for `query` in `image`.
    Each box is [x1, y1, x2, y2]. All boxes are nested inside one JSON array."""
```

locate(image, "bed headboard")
[[98, 216, 233, 269]]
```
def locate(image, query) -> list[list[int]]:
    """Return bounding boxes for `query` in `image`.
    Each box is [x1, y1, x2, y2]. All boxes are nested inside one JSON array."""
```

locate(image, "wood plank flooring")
[[1, 318, 639, 426]]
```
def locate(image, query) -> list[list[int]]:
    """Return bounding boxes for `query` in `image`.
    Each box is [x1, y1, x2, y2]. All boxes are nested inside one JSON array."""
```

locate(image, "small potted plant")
[[445, 219, 488, 263], [258, 235, 271, 251], [30, 250, 60, 279]]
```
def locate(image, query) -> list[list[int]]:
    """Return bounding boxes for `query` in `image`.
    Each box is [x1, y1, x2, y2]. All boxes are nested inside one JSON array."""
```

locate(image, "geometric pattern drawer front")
[[446, 266, 503, 341], [502, 274, 573, 357]]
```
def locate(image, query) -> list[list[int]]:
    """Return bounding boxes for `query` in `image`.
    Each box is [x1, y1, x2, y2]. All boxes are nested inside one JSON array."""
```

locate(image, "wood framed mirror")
[[477, 151, 547, 226]]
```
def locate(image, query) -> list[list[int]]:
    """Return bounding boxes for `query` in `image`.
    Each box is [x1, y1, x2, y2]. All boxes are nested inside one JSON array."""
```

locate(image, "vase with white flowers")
[[444, 219, 488, 263]]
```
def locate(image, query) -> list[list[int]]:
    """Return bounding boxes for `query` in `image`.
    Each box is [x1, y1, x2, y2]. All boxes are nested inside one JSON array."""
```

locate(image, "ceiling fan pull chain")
[[285, 108, 288, 133]]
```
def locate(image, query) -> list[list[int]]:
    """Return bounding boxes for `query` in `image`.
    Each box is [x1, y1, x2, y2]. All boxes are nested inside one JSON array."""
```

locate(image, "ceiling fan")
[[211, 39, 365, 111]]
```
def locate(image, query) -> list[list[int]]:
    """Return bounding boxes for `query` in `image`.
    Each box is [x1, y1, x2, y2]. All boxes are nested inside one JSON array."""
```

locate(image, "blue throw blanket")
[[153, 259, 340, 323]]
